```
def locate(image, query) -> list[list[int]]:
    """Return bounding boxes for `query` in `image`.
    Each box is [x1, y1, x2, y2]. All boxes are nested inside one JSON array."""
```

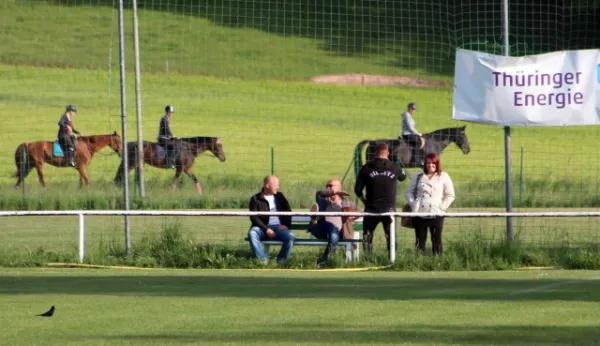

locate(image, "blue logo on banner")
[[597, 64, 600, 84]]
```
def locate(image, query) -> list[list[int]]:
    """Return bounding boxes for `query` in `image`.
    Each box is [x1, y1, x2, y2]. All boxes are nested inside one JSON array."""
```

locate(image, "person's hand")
[[266, 228, 276, 238]]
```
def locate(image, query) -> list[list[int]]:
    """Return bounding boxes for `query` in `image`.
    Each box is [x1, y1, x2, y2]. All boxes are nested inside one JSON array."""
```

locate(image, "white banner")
[[452, 49, 600, 126]]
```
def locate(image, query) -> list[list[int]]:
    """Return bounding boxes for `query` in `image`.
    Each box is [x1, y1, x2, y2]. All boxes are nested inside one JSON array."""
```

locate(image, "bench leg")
[[264, 244, 270, 258], [345, 243, 352, 263]]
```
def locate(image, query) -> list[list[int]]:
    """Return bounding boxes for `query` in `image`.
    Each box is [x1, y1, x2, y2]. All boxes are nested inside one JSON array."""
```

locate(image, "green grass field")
[[1, 268, 600, 345]]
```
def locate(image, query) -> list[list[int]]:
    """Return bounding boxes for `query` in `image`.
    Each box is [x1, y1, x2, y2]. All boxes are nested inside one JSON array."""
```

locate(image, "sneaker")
[[310, 203, 319, 224]]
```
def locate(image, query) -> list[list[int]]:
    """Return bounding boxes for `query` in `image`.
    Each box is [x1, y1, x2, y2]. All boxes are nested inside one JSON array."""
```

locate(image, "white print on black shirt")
[[369, 171, 396, 179]]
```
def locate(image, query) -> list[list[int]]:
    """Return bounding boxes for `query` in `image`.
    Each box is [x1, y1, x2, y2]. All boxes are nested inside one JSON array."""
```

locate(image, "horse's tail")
[[113, 159, 125, 185], [114, 142, 140, 185], [13, 143, 31, 177], [354, 139, 370, 179]]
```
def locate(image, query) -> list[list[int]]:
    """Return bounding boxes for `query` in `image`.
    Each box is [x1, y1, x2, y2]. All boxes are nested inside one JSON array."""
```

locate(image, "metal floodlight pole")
[[502, 0, 514, 242], [117, 0, 131, 254], [132, 0, 145, 197]]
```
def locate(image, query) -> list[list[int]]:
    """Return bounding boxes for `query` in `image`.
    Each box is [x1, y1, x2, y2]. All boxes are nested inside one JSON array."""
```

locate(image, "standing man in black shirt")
[[354, 142, 407, 258]]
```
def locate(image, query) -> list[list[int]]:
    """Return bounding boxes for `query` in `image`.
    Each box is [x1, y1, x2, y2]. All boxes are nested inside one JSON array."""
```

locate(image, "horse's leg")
[[34, 161, 46, 187], [15, 166, 32, 189], [15, 162, 34, 189], [77, 167, 89, 187], [171, 167, 183, 191], [184, 167, 202, 194]]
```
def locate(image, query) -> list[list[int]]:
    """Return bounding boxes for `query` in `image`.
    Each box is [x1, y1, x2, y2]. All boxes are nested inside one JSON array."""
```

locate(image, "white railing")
[[2, 210, 600, 264]]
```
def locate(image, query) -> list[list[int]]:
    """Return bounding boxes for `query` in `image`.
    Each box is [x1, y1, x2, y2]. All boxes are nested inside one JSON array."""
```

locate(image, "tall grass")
[[3, 176, 600, 210], [2, 220, 600, 270]]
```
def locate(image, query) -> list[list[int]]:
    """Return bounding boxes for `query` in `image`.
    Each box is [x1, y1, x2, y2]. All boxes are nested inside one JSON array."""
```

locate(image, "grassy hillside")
[[0, 0, 454, 80]]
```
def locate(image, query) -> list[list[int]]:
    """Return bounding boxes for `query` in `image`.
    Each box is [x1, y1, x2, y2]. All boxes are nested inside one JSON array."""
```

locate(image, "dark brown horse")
[[14, 132, 122, 188], [354, 126, 471, 176], [113, 136, 226, 194]]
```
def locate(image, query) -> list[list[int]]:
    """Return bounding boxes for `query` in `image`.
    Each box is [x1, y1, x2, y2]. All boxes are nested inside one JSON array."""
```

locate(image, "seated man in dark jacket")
[[247, 175, 295, 265]]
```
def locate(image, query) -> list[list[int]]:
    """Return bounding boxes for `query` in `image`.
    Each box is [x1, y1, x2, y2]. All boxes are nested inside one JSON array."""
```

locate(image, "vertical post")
[[20, 146, 26, 207], [502, 0, 514, 241], [353, 229, 360, 261], [519, 145, 524, 202], [118, 0, 132, 255], [79, 214, 85, 263], [389, 216, 396, 263], [107, 5, 116, 131], [271, 147, 274, 175], [132, 0, 145, 198]]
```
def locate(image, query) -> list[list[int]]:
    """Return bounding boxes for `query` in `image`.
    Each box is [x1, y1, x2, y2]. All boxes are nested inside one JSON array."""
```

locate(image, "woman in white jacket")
[[404, 153, 455, 255]]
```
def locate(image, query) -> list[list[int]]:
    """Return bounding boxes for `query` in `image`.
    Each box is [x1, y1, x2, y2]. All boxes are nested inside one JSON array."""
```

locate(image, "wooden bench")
[[246, 216, 363, 262]]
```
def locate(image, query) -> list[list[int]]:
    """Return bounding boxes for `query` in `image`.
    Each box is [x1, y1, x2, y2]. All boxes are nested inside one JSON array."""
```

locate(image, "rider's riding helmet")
[[66, 105, 77, 112], [407, 102, 417, 111], [165, 105, 175, 113]]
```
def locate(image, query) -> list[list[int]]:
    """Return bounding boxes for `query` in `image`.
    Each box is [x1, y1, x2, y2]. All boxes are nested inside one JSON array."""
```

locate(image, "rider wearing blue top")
[[57, 104, 81, 167], [400, 102, 423, 164]]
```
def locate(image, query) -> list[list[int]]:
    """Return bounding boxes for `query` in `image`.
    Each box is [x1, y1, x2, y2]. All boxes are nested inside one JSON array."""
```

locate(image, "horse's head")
[[109, 131, 123, 155], [454, 126, 471, 154], [210, 137, 226, 162]]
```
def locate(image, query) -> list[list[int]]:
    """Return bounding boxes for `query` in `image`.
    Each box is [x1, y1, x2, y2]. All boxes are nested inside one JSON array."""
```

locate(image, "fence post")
[[79, 213, 85, 263], [271, 147, 275, 175], [519, 145, 524, 202], [20, 146, 27, 207], [390, 216, 396, 263]]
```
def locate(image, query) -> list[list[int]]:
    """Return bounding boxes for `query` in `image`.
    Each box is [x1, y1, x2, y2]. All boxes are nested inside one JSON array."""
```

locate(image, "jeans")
[[309, 221, 340, 261], [248, 225, 296, 263], [363, 207, 396, 257]]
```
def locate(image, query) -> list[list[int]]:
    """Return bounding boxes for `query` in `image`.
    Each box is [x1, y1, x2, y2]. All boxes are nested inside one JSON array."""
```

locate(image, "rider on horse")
[[158, 105, 179, 168], [57, 104, 81, 167], [400, 102, 424, 165]]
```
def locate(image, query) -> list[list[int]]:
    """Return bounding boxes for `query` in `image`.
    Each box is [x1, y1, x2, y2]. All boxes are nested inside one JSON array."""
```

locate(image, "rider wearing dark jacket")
[[57, 104, 81, 167], [157, 105, 177, 168]]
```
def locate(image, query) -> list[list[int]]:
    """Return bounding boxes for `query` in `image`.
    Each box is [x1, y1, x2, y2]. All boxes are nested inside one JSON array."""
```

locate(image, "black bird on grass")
[[36, 305, 55, 317]]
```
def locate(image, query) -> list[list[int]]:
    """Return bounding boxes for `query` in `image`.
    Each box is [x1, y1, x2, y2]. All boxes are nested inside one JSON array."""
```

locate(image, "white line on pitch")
[[508, 276, 600, 297]]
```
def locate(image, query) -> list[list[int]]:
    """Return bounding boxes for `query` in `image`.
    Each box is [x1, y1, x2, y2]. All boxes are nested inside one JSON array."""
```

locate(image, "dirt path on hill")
[[311, 74, 446, 87]]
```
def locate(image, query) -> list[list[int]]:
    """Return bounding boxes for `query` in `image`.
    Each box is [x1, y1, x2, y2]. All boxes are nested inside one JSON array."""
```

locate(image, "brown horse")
[[14, 132, 122, 188], [113, 136, 226, 194]]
